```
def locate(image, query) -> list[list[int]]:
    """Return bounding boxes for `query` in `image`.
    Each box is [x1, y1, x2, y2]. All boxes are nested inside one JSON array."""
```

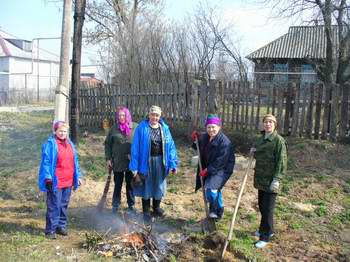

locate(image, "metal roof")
[[246, 26, 339, 60], [0, 31, 59, 62]]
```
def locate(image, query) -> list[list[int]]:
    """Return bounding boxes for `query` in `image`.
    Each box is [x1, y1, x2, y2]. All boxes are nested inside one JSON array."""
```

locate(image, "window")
[[273, 64, 288, 83], [301, 64, 316, 84]]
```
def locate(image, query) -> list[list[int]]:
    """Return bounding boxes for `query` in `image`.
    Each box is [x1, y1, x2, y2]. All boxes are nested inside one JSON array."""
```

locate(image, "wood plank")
[[221, 81, 226, 125], [299, 86, 307, 137], [244, 81, 249, 130], [276, 85, 284, 133], [306, 83, 315, 138], [291, 82, 300, 137], [250, 81, 255, 131], [314, 83, 323, 139], [231, 81, 236, 129], [255, 81, 261, 130], [283, 82, 293, 135]]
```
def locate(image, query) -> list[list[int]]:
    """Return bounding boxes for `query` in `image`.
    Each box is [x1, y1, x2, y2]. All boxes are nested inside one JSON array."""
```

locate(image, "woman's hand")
[[249, 147, 256, 156], [45, 179, 52, 191], [269, 178, 279, 192], [191, 131, 200, 141], [106, 160, 112, 172]]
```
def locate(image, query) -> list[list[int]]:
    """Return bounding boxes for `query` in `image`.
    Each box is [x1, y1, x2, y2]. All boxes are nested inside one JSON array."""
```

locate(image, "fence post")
[[329, 83, 340, 142], [339, 83, 349, 139], [255, 81, 261, 131], [283, 82, 293, 135], [306, 83, 315, 138], [291, 82, 300, 137], [199, 81, 207, 129]]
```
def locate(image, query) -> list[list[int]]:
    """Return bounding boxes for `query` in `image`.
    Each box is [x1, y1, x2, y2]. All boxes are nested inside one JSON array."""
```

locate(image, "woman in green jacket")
[[252, 114, 287, 248], [105, 106, 137, 214]]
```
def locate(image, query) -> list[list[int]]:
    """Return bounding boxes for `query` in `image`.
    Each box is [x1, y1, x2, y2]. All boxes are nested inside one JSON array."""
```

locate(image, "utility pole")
[[54, 0, 72, 122], [70, 0, 86, 144]]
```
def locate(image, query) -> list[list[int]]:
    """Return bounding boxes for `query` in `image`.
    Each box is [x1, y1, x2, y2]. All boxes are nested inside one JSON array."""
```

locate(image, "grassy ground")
[[0, 109, 349, 261]]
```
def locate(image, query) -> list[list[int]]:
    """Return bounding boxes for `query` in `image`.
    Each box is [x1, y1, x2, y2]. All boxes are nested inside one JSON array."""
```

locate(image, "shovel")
[[194, 139, 216, 233], [97, 167, 112, 212], [221, 153, 254, 259]]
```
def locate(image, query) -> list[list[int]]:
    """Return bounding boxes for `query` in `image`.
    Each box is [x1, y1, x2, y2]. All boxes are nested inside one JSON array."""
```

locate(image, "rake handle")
[[221, 154, 254, 259], [195, 139, 210, 217]]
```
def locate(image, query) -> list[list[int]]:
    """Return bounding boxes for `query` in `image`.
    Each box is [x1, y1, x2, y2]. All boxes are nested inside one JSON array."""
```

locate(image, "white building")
[[0, 30, 59, 105]]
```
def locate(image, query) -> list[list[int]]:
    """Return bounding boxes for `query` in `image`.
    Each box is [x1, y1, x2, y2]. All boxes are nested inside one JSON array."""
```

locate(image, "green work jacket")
[[104, 123, 138, 172], [254, 131, 287, 193]]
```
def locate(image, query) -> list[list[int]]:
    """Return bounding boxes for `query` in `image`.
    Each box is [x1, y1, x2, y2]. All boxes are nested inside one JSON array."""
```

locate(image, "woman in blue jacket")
[[38, 121, 81, 239], [191, 114, 235, 219], [129, 105, 178, 223]]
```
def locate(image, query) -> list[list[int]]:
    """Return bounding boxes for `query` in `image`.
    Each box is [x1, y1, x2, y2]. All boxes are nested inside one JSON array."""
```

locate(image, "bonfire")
[[84, 219, 169, 262]]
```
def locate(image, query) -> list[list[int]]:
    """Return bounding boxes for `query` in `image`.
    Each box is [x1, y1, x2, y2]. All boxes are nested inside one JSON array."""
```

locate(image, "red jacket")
[[55, 138, 74, 188]]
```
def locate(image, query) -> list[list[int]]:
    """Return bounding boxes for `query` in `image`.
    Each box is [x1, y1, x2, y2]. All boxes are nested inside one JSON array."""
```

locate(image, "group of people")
[[38, 105, 287, 249]]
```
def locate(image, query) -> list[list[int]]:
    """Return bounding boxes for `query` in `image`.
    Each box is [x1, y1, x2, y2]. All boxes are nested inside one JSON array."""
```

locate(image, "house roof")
[[246, 26, 339, 61], [0, 30, 59, 62]]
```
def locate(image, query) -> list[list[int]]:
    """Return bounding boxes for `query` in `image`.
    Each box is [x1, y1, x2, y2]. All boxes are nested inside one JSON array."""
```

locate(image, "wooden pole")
[[221, 154, 254, 259], [54, 0, 72, 122]]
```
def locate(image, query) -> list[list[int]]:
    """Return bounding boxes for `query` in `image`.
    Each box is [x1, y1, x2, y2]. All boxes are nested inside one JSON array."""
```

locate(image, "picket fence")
[[79, 80, 350, 140]]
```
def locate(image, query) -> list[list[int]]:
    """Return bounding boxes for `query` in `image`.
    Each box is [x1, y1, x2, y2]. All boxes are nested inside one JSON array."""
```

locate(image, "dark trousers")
[[112, 170, 135, 208], [258, 190, 277, 241], [45, 187, 72, 234]]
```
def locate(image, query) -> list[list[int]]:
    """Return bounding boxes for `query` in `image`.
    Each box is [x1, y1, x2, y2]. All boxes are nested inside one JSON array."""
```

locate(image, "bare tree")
[[200, 5, 249, 82]]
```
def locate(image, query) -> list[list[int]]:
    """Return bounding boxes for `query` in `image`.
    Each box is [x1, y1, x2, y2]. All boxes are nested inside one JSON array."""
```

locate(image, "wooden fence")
[[79, 80, 350, 141]]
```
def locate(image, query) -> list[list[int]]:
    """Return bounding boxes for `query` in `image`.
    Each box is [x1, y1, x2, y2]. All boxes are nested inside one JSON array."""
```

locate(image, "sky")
[[0, 0, 295, 72]]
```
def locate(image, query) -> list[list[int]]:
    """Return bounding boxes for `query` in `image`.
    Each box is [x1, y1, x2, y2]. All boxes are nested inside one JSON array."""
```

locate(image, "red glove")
[[191, 131, 200, 141], [199, 168, 208, 177]]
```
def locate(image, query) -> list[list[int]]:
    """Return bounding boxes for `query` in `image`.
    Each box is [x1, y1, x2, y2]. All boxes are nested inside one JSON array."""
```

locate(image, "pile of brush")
[[84, 223, 163, 261]]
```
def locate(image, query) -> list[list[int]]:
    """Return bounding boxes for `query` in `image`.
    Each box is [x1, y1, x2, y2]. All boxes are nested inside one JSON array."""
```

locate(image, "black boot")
[[142, 198, 151, 224], [152, 199, 165, 217]]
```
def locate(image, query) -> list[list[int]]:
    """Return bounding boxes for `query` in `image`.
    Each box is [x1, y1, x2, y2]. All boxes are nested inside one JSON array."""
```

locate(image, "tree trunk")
[[70, 0, 86, 144]]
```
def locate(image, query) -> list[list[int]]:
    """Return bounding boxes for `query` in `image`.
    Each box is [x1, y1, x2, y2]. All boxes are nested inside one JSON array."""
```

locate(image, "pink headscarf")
[[115, 107, 132, 137], [52, 120, 68, 133]]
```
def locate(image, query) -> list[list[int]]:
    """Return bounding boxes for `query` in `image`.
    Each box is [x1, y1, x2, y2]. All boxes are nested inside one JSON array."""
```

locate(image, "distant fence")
[[79, 80, 350, 141]]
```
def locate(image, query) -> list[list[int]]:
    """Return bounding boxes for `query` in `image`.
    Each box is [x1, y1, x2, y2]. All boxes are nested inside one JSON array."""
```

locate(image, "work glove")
[[249, 147, 256, 156], [269, 178, 279, 193], [199, 168, 208, 178], [131, 172, 143, 187], [45, 179, 52, 191], [191, 131, 200, 142]]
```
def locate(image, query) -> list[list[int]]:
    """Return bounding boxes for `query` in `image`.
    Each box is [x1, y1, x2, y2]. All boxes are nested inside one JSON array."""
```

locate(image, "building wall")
[[254, 59, 317, 85], [253, 59, 318, 100], [0, 57, 10, 105], [3, 57, 59, 103]]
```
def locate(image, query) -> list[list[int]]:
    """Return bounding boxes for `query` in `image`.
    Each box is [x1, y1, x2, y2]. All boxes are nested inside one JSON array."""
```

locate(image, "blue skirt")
[[133, 156, 166, 200]]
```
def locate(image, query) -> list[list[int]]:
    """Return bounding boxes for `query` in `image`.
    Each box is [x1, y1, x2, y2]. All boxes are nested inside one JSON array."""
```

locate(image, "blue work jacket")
[[38, 136, 81, 192], [129, 119, 178, 176]]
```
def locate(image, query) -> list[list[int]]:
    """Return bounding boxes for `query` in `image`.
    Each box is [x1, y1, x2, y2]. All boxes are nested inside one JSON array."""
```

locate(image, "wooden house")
[[246, 26, 339, 96]]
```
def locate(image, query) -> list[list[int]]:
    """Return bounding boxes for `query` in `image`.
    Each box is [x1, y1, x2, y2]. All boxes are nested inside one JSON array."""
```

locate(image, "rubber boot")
[[152, 199, 165, 217], [142, 198, 151, 224]]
